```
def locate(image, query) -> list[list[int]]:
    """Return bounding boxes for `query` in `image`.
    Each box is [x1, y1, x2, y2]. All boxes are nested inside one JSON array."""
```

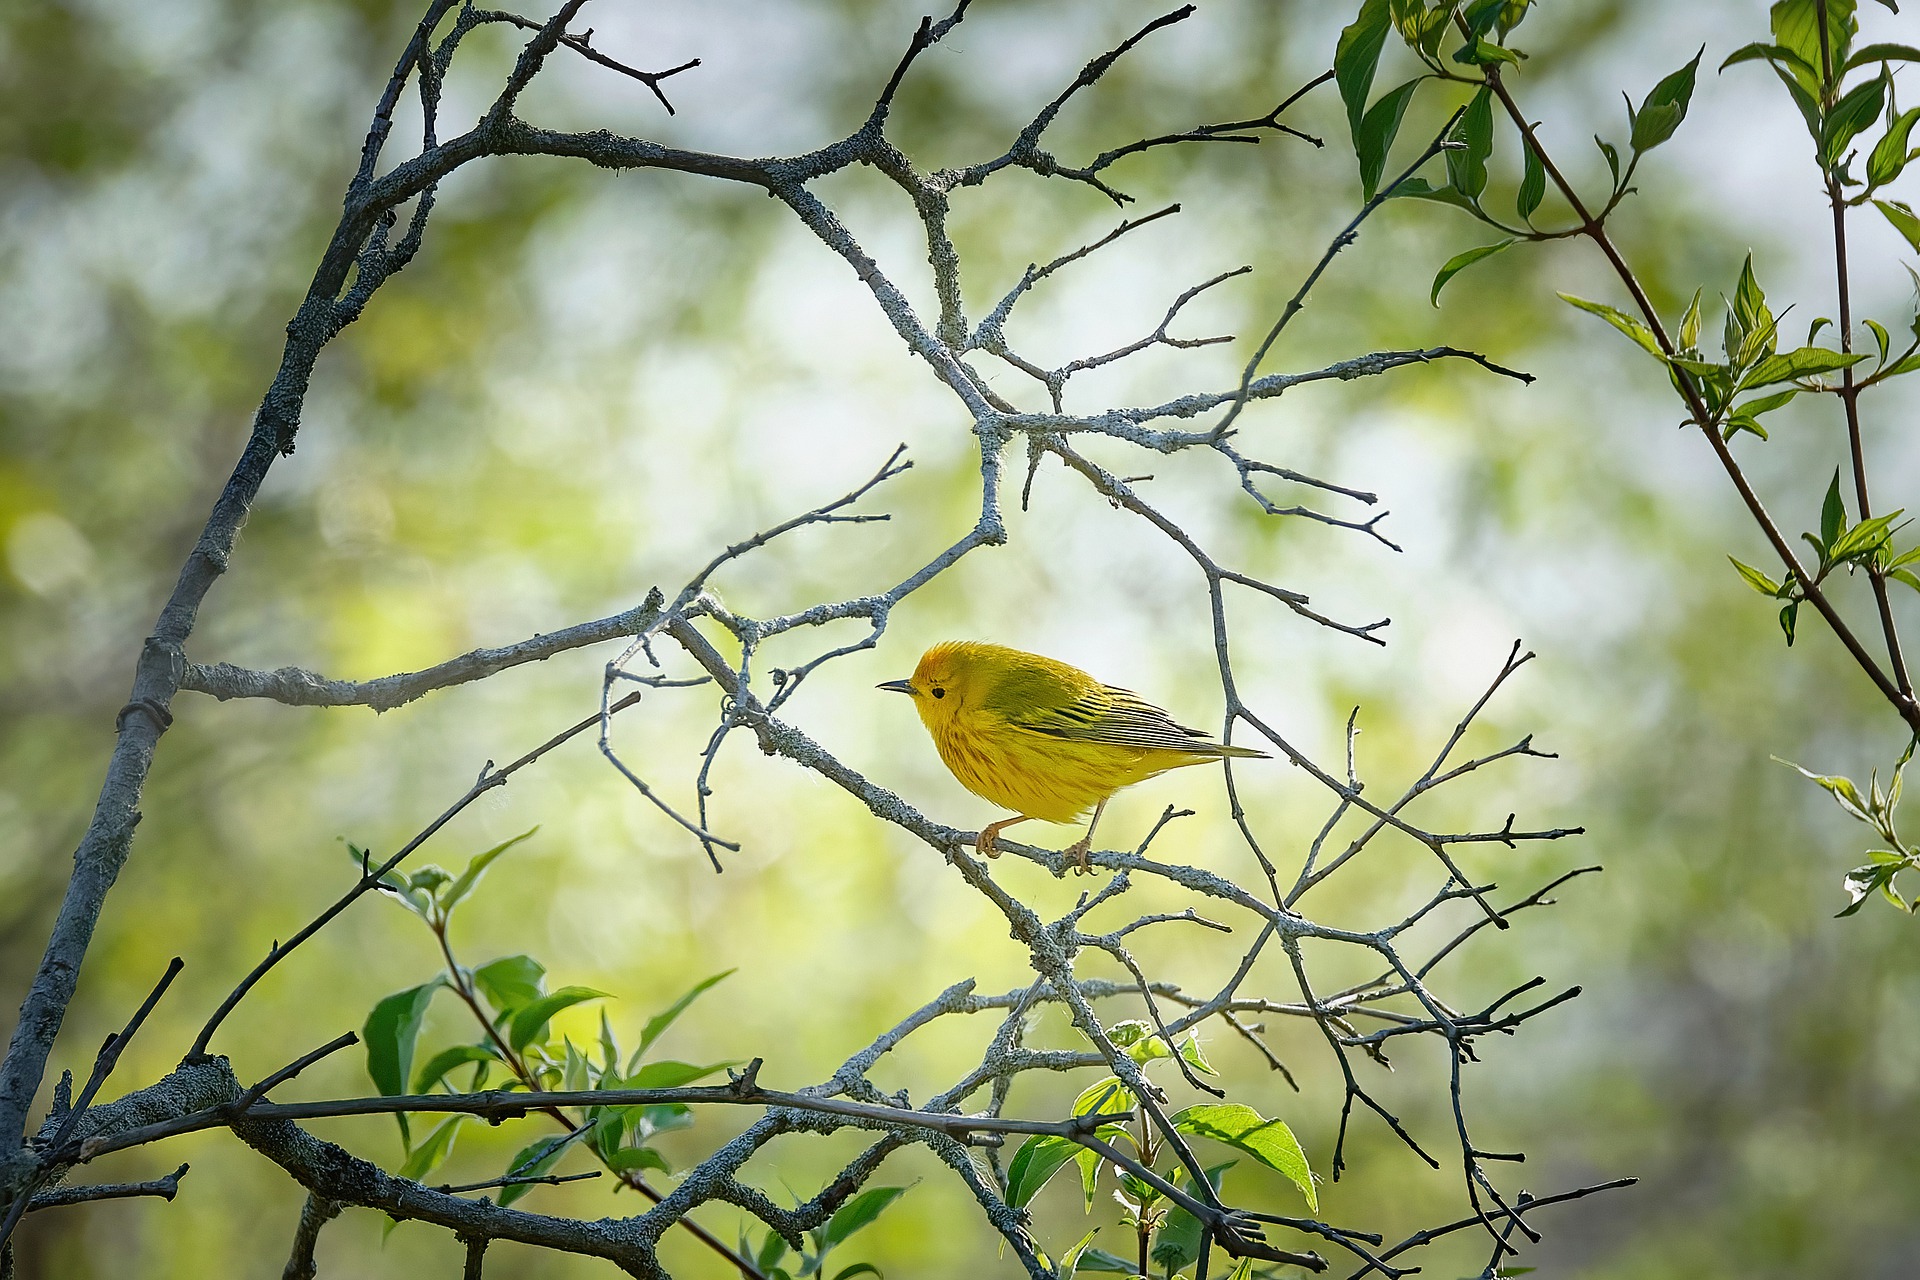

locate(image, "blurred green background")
[[5, 0, 1920, 1275]]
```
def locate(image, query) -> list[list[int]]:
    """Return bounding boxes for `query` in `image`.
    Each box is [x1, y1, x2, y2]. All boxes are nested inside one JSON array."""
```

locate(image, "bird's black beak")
[[876, 679, 917, 695]]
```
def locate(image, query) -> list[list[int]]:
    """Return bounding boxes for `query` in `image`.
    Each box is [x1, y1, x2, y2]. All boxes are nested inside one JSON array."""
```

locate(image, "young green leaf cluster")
[[353, 833, 737, 1205], [1337, 0, 1920, 917], [1781, 740, 1920, 915], [1000, 1025, 1315, 1278]]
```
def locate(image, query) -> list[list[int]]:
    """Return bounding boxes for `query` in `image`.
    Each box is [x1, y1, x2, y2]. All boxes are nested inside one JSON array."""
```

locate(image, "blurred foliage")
[[3, 0, 1919, 1276]]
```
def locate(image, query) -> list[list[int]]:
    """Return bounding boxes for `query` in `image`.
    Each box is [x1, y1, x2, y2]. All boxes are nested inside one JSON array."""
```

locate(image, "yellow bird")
[[878, 641, 1266, 871]]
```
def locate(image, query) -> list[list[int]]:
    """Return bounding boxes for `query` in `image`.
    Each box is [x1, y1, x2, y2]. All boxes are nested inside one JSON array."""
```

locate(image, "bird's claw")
[[975, 830, 1002, 859], [1064, 837, 1093, 875]]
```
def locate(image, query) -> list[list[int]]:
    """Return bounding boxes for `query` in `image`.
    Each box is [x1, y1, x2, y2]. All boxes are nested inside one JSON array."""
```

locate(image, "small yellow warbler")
[[879, 641, 1266, 871]]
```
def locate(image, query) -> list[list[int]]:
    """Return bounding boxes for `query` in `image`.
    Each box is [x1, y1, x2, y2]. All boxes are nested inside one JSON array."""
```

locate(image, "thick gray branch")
[[182, 590, 664, 711]]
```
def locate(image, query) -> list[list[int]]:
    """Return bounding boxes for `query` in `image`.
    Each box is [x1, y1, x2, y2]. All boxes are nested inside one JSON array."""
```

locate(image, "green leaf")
[[1357, 78, 1423, 200], [1395, 2, 1452, 58], [1738, 312, 1781, 371], [1740, 346, 1870, 389], [1559, 293, 1664, 357], [1780, 600, 1800, 645], [364, 979, 444, 1143], [606, 1144, 672, 1175], [1824, 71, 1889, 166], [1119, 1168, 1158, 1205], [1071, 1248, 1137, 1273], [1069, 1123, 1131, 1212], [1876, 198, 1920, 251], [1880, 350, 1920, 380], [1151, 1209, 1203, 1270], [348, 840, 432, 915], [1771, 0, 1856, 81], [1446, 86, 1495, 199], [1335, 0, 1392, 139], [1453, 36, 1521, 67], [406, 866, 451, 899], [1151, 1161, 1233, 1272], [1781, 63, 1828, 140], [1848, 43, 1920, 71], [598, 1009, 621, 1076], [509, 986, 609, 1052], [1732, 254, 1771, 345], [438, 828, 537, 915], [626, 1058, 739, 1089], [1721, 42, 1819, 86], [1517, 139, 1545, 219], [1831, 509, 1904, 560], [563, 1039, 591, 1093], [756, 1232, 791, 1273], [1730, 557, 1785, 596], [1839, 863, 1886, 915], [1388, 176, 1481, 212], [638, 1102, 694, 1138], [1678, 288, 1704, 351], [1785, 759, 1873, 822], [1061, 1076, 1134, 1209], [1838, 859, 1910, 915], [1631, 48, 1702, 152], [635, 969, 735, 1062], [1107, 1020, 1172, 1064], [1893, 567, 1920, 592], [413, 1043, 499, 1094], [497, 1128, 591, 1207], [397, 1115, 465, 1182], [1671, 355, 1729, 379], [1870, 107, 1920, 188], [1180, 1033, 1219, 1077], [1731, 387, 1797, 425], [1822, 469, 1847, 549], [1006, 1134, 1081, 1208], [825, 1186, 908, 1246], [1075, 1144, 1101, 1211], [1072, 1077, 1135, 1117], [1596, 135, 1621, 187], [1431, 240, 1516, 306], [1866, 318, 1893, 365], [473, 954, 546, 1017], [1171, 1103, 1317, 1211], [1460, 0, 1515, 39], [590, 1103, 629, 1155], [831, 1266, 882, 1280], [1051, 1229, 1102, 1279]]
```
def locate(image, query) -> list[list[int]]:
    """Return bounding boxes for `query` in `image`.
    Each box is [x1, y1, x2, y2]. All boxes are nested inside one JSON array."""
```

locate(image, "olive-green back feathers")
[[922, 641, 1267, 760]]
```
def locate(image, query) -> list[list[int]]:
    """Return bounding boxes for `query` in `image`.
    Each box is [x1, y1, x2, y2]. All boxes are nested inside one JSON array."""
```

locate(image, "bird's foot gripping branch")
[[3, 3, 1618, 1277]]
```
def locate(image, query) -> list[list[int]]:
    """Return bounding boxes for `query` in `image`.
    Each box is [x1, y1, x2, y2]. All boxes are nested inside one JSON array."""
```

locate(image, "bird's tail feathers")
[[1213, 743, 1269, 759]]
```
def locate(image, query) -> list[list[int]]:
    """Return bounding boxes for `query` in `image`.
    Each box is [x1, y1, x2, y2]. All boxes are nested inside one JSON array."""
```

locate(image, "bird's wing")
[[1010, 684, 1222, 754]]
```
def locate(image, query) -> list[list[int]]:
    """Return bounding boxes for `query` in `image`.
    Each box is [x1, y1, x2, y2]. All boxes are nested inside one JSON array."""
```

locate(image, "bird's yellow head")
[[876, 641, 1008, 731]]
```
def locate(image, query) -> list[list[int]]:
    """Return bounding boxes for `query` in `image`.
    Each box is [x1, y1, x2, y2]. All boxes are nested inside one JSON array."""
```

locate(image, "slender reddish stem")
[[1483, 67, 1920, 734]]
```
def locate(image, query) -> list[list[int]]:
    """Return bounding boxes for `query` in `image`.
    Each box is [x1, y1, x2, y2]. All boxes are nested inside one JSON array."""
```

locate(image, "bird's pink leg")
[[1063, 798, 1109, 875], [976, 815, 1033, 858]]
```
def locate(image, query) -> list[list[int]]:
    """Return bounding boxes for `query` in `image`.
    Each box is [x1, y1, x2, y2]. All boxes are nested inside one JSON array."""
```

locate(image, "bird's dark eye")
[[931, 687, 946, 699]]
